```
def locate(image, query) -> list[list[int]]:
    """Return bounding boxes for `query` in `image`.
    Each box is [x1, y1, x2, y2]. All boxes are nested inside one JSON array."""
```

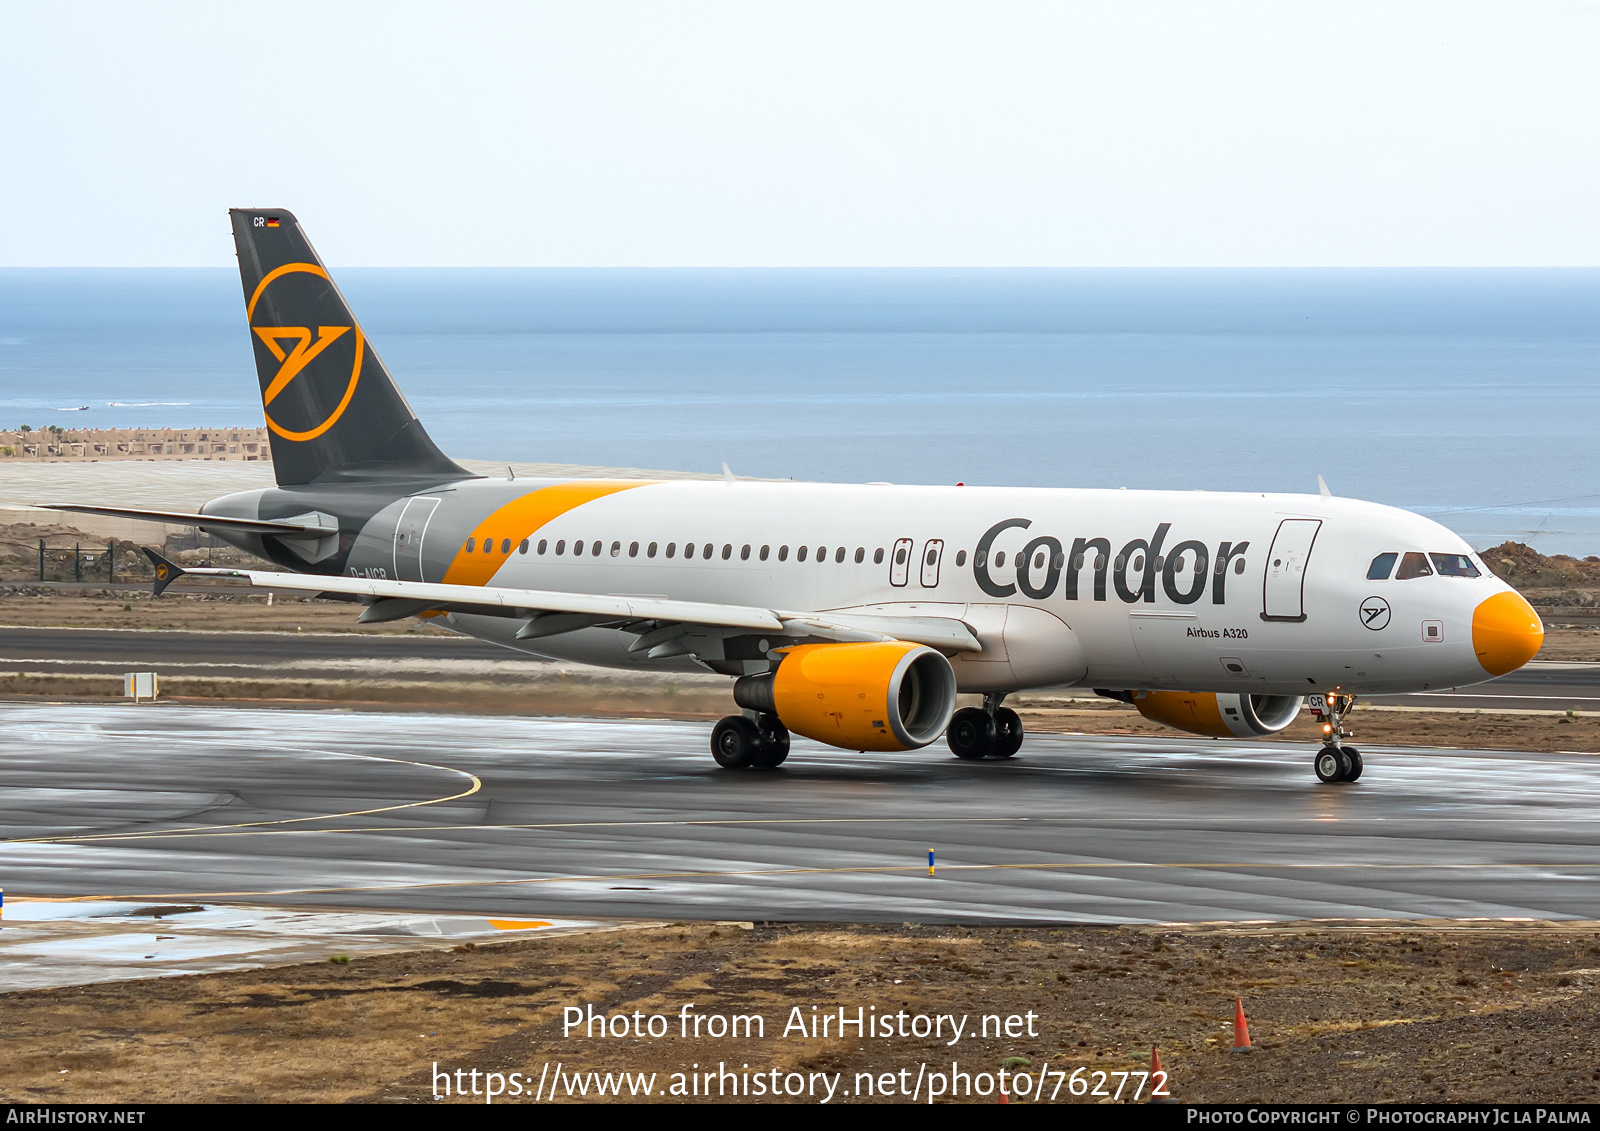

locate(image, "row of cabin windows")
[[460, 537, 895, 564], [1366, 551, 1481, 580], [455, 536, 1249, 578]]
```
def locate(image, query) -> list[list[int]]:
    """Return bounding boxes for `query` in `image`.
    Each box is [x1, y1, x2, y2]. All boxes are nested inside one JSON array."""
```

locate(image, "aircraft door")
[[393, 496, 441, 582], [889, 538, 914, 587], [1262, 518, 1321, 621], [919, 539, 945, 587]]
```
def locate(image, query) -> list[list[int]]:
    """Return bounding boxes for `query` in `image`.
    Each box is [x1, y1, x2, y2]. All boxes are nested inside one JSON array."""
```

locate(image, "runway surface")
[[1366, 662, 1600, 712], [0, 625, 543, 681], [3, 626, 1595, 707], [2, 703, 1598, 925]]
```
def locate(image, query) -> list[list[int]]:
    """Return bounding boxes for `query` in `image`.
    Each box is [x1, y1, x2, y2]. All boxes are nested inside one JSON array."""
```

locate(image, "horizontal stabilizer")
[[38, 503, 330, 536]]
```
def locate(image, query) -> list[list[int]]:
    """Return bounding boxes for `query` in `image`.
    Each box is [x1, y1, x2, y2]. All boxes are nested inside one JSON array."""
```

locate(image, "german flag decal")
[[265, 217, 281, 228]]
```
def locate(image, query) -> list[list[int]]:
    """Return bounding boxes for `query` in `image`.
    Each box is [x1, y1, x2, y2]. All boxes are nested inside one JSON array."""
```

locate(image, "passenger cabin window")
[[537, 539, 547, 554], [611, 541, 621, 557], [1396, 551, 1433, 579], [836, 547, 846, 563], [797, 546, 808, 562], [629, 542, 639, 557], [666, 543, 676, 558], [465, 537, 476, 553], [759, 545, 769, 561], [741, 545, 751, 561], [854, 547, 864, 563], [955, 550, 966, 567], [1367, 552, 1398, 580], [519, 539, 529, 554], [1430, 553, 1481, 578], [555, 540, 566, 555], [647, 542, 657, 558], [779, 545, 789, 561], [874, 548, 885, 565]]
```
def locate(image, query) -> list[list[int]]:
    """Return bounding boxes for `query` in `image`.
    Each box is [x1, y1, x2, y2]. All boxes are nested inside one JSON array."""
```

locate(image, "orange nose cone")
[[1472, 590, 1544, 676]]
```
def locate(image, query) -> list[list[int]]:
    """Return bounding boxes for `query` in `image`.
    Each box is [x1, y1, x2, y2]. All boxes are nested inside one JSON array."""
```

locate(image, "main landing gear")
[[947, 693, 1024, 760], [1310, 692, 1363, 783], [710, 713, 791, 769]]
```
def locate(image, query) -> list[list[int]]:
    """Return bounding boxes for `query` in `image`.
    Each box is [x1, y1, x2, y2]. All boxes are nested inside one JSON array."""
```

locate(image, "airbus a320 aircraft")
[[48, 210, 1546, 783]]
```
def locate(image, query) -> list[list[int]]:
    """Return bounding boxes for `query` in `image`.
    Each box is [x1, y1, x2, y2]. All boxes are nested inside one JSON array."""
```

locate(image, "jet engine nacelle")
[[735, 641, 958, 752], [1131, 690, 1303, 739]]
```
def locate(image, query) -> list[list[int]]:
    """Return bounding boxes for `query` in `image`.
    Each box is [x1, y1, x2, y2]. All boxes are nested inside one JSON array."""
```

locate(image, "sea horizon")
[[3, 267, 1597, 554]]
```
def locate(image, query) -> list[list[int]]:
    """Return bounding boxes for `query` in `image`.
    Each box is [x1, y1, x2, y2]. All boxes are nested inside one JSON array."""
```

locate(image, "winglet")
[[1317, 475, 1332, 498], [142, 548, 185, 596]]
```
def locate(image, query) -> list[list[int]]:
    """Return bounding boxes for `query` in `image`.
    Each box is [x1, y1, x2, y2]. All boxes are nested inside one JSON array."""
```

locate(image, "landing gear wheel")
[[712, 715, 760, 768], [991, 707, 1024, 758], [1314, 747, 1349, 784], [947, 707, 997, 760], [751, 715, 791, 768], [1342, 747, 1363, 782]]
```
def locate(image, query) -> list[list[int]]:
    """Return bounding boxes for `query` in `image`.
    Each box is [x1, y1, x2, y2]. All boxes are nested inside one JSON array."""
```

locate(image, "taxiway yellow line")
[[1, 750, 481, 847]]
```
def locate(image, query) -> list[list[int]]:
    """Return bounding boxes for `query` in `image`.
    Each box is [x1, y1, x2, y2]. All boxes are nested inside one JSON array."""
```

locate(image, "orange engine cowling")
[[1131, 690, 1302, 738], [734, 642, 958, 752]]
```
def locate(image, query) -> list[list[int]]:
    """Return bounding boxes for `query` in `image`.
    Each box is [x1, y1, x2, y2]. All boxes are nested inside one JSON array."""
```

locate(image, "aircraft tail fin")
[[228, 208, 469, 487]]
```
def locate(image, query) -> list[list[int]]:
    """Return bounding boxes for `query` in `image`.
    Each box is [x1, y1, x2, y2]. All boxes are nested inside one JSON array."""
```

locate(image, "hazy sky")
[[4, 2, 1598, 267]]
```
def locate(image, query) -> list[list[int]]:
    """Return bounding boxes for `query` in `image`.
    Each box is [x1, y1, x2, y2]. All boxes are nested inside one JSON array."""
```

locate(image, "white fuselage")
[[334, 478, 1516, 697]]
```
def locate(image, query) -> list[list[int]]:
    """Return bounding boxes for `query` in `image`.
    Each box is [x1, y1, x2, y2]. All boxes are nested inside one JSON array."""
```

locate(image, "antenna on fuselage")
[[1317, 475, 1332, 498]]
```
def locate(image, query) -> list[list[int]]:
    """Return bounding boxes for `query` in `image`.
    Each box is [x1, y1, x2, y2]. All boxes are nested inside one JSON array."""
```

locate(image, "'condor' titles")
[[973, 519, 1251, 606]]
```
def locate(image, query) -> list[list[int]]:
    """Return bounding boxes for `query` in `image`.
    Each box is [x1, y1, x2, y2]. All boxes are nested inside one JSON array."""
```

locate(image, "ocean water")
[[2, 268, 1598, 554]]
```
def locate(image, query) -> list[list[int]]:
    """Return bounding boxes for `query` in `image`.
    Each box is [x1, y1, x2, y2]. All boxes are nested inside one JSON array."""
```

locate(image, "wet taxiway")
[[1, 702, 1597, 926]]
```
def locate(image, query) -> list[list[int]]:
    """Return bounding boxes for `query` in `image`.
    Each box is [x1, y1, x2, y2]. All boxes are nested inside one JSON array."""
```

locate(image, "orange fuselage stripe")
[[440, 481, 655, 587]]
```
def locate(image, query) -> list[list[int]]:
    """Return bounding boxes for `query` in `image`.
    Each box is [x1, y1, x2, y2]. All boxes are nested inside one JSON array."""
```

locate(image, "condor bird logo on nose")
[[245, 263, 364, 442]]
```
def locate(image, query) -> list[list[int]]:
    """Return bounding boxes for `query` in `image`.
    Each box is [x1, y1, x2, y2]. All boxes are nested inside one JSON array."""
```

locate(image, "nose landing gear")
[[1309, 692, 1363, 783]]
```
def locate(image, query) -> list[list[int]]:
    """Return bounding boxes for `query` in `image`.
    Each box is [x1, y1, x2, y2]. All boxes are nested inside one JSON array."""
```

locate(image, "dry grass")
[[4, 921, 1599, 1103]]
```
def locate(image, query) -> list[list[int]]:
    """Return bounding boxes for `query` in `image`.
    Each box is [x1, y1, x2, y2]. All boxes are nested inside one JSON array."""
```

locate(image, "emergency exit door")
[[889, 538, 914, 587], [1262, 518, 1321, 621], [920, 539, 945, 587]]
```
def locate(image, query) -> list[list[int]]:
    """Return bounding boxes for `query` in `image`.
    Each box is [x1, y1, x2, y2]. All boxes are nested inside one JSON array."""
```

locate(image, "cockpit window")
[[1366, 552, 1397, 580], [1395, 551, 1433, 580], [1430, 553, 1481, 578]]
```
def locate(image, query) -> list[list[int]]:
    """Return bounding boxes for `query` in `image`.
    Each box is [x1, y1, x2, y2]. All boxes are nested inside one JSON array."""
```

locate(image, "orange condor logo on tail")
[[245, 263, 363, 442]]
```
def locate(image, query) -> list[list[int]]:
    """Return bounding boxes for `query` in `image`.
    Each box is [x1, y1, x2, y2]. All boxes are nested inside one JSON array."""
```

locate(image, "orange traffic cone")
[[1230, 997, 1253, 1052], [1148, 1045, 1176, 1103], [999, 1088, 1009, 1104]]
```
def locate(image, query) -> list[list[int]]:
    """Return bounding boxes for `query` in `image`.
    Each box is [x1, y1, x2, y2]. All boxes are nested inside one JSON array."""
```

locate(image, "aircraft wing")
[[143, 552, 980, 652]]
